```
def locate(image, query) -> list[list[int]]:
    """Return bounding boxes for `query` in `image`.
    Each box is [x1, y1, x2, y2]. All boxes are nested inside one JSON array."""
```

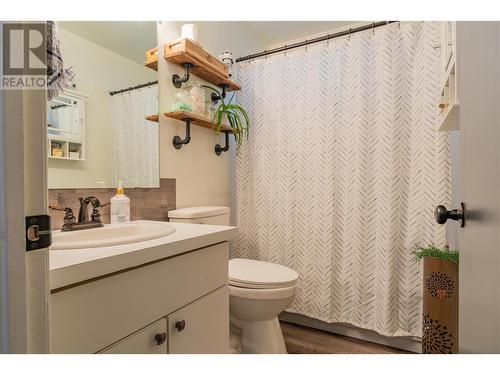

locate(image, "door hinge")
[[25, 215, 52, 251]]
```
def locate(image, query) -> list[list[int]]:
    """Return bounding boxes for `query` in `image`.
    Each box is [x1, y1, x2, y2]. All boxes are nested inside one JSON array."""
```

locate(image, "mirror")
[[47, 21, 159, 189]]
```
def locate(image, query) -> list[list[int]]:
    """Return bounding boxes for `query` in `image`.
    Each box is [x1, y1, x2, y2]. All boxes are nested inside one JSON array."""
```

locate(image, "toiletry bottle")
[[110, 181, 130, 224]]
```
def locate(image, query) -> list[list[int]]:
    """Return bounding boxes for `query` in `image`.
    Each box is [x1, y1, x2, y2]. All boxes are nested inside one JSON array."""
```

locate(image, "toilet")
[[168, 206, 299, 354]]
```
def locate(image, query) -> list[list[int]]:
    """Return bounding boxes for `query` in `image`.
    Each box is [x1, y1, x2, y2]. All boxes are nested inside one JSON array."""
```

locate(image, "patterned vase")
[[422, 256, 459, 353]]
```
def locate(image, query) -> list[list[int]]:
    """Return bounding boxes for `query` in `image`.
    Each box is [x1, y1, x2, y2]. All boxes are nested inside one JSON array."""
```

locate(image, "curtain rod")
[[235, 21, 398, 63], [109, 80, 158, 96]]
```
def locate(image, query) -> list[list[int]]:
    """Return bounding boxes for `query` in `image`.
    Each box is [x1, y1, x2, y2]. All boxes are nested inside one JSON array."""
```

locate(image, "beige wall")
[[157, 22, 262, 208], [48, 27, 156, 189]]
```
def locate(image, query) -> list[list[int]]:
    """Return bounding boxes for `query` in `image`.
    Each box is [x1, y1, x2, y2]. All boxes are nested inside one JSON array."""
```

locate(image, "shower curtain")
[[234, 22, 451, 337], [111, 84, 159, 187]]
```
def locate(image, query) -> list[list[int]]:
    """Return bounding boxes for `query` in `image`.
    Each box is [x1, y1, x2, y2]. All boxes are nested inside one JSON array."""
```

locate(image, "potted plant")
[[413, 245, 459, 354], [201, 85, 250, 151]]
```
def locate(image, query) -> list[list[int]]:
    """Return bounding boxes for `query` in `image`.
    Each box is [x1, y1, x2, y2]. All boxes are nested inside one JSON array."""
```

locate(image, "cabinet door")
[[168, 286, 229, 354], [100, 318, 168, 354]]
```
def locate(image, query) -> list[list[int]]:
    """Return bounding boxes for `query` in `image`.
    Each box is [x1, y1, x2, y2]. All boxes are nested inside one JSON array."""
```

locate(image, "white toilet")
[[168, 206, 299, 354]]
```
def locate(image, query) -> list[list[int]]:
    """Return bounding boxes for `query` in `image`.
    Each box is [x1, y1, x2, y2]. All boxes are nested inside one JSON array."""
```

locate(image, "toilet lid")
[[229, 258, 299, 289]]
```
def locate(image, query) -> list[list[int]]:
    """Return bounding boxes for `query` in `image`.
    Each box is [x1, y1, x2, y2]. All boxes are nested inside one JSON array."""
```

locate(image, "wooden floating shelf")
[[144, 47, 158, 70], [164, 39, 240, 92], [164, 111, 234, 133], [165, 39, 229, 76], [144, 39, 241, 92], [145, 114, 159, 122]]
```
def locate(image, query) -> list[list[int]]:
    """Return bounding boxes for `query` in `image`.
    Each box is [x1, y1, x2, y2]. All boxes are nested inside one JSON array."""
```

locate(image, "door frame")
[[0, 21, 50, 353]]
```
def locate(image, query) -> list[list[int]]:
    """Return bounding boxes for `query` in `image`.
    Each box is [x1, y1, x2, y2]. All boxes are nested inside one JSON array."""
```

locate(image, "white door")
[[0, 21, 50, 353], [456, 21, 500, 353]]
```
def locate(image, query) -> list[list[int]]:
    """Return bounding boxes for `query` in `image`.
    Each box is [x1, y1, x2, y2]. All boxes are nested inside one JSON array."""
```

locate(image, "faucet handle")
[[49, 206, 75, 224], [91, 208, 101, 222], [50, 205, 73, 215], [91, 202, 111, 223], [63, 208, 76, 224]]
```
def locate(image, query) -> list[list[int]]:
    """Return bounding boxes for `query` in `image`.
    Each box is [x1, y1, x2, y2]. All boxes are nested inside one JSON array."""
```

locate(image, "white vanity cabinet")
[[50, 242, 229, 354]]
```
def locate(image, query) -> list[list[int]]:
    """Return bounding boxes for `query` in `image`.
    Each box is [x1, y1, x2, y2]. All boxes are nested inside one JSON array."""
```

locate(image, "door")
[[456, 21, 500, 353], [168, 286, 229, 354], [0, 21, 50, 353]]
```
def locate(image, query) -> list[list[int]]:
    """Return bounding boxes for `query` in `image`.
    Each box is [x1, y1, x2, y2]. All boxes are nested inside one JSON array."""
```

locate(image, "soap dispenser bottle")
[[110, 181, 130, 224]]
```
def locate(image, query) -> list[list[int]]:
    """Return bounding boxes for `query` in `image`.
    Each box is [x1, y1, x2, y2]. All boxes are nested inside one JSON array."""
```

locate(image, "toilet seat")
[[229, 258, 299, 289]]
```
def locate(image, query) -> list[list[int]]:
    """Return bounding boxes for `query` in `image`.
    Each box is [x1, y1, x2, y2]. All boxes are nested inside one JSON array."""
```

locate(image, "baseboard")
[[279, 312, 421, 353]]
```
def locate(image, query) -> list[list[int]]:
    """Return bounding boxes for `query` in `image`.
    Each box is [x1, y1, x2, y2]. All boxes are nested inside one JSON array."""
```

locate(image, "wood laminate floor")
[[281, 322, 412, 354]]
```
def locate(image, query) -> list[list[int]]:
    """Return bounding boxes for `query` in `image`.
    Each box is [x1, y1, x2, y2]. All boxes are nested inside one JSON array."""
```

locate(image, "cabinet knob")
[[154, 332, 166, 346], [175, 320, 186, 332]]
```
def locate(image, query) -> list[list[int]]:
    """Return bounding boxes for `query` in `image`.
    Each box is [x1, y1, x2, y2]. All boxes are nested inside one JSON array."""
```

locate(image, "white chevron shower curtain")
[[234, 22, 451, 337], [111, 84, 159, 188]]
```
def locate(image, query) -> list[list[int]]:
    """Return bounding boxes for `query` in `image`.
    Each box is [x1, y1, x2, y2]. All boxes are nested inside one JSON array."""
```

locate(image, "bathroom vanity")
[[49, 221, 237, 354]]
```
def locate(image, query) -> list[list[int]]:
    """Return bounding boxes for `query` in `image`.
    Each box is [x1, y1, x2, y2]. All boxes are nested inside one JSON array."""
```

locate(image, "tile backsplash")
[[49, 179, 176, 230]]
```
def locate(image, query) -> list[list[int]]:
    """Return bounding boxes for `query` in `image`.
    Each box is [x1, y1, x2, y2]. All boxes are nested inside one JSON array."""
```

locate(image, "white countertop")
[[49, 221, 238, 290]]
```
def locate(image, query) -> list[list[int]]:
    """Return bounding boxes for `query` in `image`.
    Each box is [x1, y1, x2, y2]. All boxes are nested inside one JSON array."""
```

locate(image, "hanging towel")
[[46, 21, 74, 100]]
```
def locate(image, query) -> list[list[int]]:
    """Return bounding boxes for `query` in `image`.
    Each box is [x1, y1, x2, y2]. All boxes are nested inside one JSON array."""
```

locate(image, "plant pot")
[[422, 256, 458, 353]]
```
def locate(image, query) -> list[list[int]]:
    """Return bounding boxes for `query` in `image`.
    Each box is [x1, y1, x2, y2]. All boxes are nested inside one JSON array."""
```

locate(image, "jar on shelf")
[[172, 87, 193, 113], [205, 100, 218, 122], [187, 84, 206, 118]]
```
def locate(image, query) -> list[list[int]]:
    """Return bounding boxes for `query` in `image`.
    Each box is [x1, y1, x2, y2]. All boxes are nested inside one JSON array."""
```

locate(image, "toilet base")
[[231, 317, 287, 354]]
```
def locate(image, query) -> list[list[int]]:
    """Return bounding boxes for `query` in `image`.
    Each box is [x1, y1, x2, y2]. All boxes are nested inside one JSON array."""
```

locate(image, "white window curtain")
[[234, 22, 451, 337], [111, 84, 159, 188]]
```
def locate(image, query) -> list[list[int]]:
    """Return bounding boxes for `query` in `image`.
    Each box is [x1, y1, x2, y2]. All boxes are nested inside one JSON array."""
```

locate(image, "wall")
[[157, 22, 262, 208], [48, 27, 156, 189]]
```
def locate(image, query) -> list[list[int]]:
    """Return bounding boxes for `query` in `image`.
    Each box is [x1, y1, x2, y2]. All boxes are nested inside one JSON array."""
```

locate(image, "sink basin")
[[51, 221, 176, 250]]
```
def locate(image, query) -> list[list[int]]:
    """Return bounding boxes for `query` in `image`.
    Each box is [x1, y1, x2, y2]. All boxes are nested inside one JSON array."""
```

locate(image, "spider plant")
[[201, 85, 250, 151]]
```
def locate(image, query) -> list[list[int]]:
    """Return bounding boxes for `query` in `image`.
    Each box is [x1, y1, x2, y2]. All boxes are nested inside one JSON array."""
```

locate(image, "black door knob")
[[175, 320, 186, 332], [434, 202, 465, 227]]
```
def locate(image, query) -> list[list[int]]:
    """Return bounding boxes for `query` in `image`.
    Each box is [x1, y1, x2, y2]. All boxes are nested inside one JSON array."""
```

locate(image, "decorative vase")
[[422, 256, 459, 353]]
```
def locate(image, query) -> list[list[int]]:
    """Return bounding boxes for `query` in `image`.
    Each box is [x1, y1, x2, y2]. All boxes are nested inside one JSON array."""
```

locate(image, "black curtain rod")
[[109, 80, 158, 96], [235, 21, 398, 63]]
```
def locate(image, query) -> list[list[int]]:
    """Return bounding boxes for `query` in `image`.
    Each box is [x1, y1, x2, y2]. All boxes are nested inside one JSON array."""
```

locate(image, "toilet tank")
[[168, 206, 230, 225]]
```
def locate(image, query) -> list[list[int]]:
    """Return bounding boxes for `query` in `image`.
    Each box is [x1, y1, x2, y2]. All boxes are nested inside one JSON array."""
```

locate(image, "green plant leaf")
[[412, 245, 459, 264], [201, 86, 251, 154]]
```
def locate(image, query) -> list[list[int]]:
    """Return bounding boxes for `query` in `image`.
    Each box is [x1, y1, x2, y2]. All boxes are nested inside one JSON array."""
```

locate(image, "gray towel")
[[46, 21, 74, 100]]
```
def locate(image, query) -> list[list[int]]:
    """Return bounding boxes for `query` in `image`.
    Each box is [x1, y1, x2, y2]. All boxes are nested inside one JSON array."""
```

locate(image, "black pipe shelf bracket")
[[215, 132, 230, 156], [172, 118, 192, 149], [172, 62, 194, 88], [211, 84, 229, 104]]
